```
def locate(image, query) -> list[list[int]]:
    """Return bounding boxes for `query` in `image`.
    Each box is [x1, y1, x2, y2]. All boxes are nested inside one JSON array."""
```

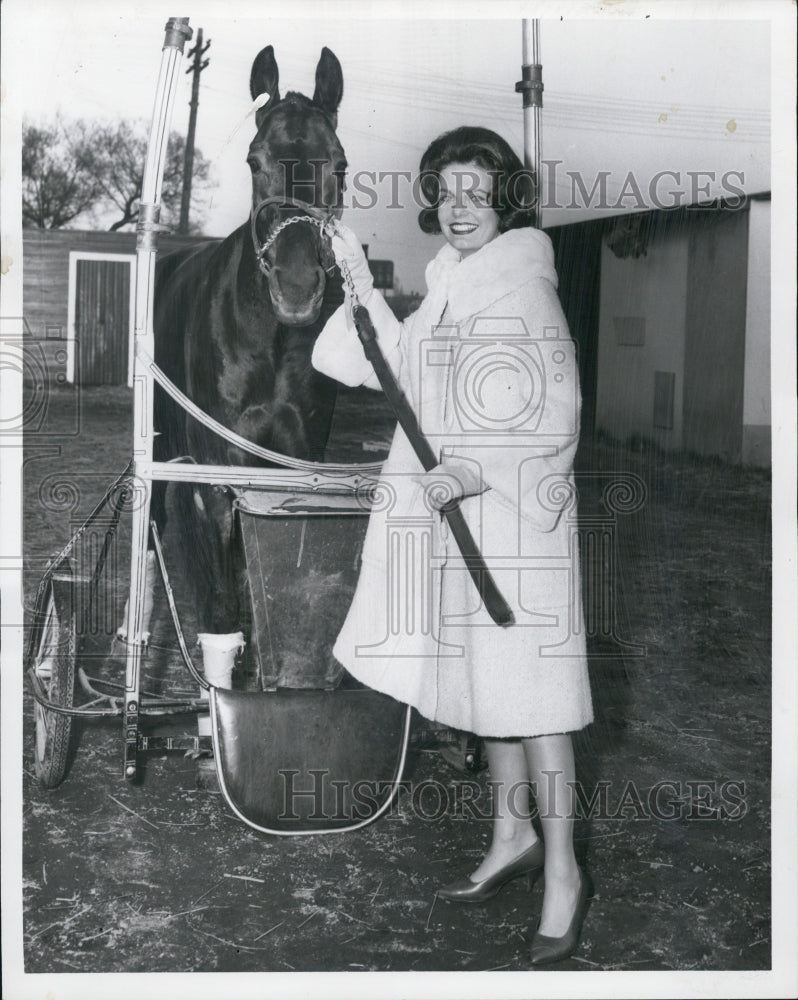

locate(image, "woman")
[[312, 126, 594, 965]]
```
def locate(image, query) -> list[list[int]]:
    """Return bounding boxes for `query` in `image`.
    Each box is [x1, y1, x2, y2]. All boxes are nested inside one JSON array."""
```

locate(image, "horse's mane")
[[281, 91, 314, 107]]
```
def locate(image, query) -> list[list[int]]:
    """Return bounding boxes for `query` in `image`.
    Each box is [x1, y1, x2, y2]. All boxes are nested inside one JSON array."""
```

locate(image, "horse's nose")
[[268, 264, 326, 325], [270, 264, 325, 304]]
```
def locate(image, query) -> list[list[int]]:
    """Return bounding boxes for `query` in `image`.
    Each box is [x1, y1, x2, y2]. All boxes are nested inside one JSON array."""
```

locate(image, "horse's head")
[[247, 45, 346, 327]]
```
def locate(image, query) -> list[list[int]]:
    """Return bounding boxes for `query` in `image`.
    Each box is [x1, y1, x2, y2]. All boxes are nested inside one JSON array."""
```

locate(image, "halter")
[[250, 195, 338, 278]]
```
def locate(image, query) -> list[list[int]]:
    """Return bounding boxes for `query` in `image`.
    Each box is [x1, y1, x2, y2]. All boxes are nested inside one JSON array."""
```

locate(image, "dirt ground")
[[20, 384, 771, 975]]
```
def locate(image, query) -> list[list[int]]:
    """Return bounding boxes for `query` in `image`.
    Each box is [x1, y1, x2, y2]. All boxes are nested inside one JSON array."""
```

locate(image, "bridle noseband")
[[250, 195, 338, 279]]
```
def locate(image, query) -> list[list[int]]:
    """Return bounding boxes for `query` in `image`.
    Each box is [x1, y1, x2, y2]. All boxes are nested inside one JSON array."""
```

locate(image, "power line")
[[342, 59, 771, 116], [343, 85, 769, 136], [340, 89, 770, 144], [195, 66, 769, 139], [336, 60, 770, 122]]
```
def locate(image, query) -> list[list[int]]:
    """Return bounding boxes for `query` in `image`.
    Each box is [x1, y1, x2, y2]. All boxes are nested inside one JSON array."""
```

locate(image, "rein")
[[137, 343, 383, 475], [336, 258, 516, 628], [250, 195, 337, 278]]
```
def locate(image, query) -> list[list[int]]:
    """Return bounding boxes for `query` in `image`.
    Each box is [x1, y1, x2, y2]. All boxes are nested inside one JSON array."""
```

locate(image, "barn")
[[22, 229, 217, 387], [21, 229, 396, 389], [548, 193, 771, 467]]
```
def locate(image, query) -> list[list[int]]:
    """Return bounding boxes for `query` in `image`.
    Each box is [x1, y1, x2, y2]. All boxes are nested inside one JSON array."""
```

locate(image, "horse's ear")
[[250, 45, 280, 105], [313, 47, 343, 122]]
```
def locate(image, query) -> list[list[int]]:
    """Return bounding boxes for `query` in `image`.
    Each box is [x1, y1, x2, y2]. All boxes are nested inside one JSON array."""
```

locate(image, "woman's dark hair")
[[417, 126, 536, 235]]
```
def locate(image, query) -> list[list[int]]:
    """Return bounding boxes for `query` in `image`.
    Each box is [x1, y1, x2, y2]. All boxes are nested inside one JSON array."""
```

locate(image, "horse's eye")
[[247, 156, 262, 175]]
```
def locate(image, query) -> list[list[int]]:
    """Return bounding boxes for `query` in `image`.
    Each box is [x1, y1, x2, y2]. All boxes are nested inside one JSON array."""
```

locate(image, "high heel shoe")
[[530, 867, 592, 965], [436, 840, 544, 904]]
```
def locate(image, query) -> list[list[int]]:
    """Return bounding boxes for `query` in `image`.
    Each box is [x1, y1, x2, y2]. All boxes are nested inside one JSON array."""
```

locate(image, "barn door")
[[73, 257, 133, 385]]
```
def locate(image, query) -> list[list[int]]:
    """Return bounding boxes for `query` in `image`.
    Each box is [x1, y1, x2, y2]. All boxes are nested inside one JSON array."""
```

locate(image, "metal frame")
[[517, 19, 543, 229], [123, 16, 194, 778]]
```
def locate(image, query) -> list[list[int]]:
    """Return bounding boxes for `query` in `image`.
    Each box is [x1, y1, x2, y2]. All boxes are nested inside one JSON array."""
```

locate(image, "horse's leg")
[[116, 405, 173, 644], [173, 480, 246, 688], [115, 550, 158, 645], [150, 431, 170, 540], [115, 478, 163, 646], [173, 481, 245, 769], [303, 370, 339, 460]]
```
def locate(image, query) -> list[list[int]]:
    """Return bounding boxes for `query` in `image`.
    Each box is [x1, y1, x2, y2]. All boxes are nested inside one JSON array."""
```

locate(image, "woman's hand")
[[329, 220, 374, 304], [412, 462, 485, 511]]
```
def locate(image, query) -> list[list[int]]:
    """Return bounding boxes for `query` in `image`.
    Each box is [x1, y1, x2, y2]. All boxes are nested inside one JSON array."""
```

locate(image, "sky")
[[5, 0, 777, 292]]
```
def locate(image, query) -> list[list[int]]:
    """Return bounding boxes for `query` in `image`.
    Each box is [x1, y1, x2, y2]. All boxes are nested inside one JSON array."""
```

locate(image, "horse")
[[141, 44, 347, 675]]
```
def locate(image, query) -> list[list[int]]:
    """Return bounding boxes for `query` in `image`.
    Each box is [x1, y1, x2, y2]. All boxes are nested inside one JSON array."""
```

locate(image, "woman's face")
[[436, 160, 501, 257]]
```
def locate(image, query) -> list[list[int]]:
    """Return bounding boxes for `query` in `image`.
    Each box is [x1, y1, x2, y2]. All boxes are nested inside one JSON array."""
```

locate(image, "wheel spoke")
[[31, 578, 77, 788]]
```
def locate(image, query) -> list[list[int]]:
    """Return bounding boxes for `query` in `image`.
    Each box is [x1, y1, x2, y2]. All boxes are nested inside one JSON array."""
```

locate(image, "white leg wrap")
[[197, 632, 245, 741], [197, 631, 245, 689], [116, 550, 157, 645]]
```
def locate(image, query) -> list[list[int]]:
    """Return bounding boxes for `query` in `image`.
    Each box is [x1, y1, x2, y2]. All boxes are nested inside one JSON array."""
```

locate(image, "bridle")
[[250, 195, 338, 279]]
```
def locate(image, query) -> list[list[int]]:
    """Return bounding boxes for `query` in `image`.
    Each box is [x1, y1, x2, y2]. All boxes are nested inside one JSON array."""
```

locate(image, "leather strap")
[[352, 303, 515, 628]]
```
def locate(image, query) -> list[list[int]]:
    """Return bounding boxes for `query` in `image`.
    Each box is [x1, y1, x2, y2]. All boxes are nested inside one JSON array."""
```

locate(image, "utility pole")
[[179, 27, 210, 234]]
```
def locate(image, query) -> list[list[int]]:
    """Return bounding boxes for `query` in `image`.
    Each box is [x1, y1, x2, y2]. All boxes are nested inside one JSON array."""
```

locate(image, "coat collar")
[[424, 227, 558, 323]]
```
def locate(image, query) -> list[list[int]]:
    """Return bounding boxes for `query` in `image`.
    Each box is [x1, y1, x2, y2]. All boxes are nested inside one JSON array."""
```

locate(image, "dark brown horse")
[[151, 45, 346, 638]]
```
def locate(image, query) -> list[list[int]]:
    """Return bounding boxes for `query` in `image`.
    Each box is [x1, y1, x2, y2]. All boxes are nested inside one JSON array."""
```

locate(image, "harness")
[[250, 194, 338, 278]]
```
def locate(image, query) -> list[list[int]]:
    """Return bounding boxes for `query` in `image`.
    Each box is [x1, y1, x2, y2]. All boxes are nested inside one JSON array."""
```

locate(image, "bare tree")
[[82, 121, 212, 232], [22, 116, 213, 232], [22, 119, 104, 229]]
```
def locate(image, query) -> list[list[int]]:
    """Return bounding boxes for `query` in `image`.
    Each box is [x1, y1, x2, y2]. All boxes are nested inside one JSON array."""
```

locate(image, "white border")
[[3, 1, 796, 999]]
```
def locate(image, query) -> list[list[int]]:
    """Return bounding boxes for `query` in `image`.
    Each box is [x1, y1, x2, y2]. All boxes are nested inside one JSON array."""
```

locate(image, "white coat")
[[312, 227, 593, 737]]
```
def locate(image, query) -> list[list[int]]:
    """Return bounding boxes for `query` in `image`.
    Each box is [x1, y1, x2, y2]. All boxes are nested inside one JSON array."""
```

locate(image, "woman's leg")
[[523, 732, 582, 936], [469, 738, 540, 882]]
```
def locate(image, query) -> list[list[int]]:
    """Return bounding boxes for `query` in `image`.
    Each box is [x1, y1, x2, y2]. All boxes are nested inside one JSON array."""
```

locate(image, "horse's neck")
[[220, 223, 279, 352]]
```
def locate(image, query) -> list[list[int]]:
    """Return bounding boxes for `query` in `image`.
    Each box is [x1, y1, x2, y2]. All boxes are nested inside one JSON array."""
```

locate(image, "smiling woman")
[[312, 123, 595, 966], [8, 7, 772, 298], [436, 161, 501, 256], [417, 126, 536, 248]]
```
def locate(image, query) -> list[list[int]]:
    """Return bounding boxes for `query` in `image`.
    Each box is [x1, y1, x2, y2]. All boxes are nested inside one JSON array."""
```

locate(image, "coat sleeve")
[[444, 277, 581, 533], [311, 291, 409, 391]]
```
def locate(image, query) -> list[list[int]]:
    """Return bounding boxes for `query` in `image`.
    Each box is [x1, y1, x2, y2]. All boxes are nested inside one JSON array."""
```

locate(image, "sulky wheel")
[[30, 574, 78, 788]]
